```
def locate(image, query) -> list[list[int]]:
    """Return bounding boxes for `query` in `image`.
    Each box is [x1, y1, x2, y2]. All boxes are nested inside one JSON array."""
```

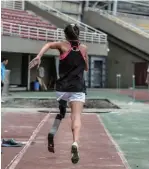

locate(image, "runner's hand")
[[29, 57, 41, 69]]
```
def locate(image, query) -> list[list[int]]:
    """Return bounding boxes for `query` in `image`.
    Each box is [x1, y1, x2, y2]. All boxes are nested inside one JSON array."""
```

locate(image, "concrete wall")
[[1, 52, 22, 85], [2, 35, 107, 89], [24, 2, 108, 55], [43, 1, 82, 20], [118, 16, 149, 25], [3, 38, 144, 88], [83, 10, 149, 55], [1, 36, 108, 56], [117, 14, 149, 29], [1, 36, 59, 55], [107, 41, 144, 88], [1, 51, 57, 87], [25, 1, 82, 30]]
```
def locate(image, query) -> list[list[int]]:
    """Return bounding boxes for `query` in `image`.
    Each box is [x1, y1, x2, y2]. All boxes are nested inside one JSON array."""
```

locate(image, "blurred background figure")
[[1, 57, 8, 103]]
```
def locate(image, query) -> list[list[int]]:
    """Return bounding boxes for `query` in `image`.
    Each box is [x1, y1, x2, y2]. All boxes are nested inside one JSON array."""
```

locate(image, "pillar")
[[27, 55, 31, 90], [112, 0, 118, 16]]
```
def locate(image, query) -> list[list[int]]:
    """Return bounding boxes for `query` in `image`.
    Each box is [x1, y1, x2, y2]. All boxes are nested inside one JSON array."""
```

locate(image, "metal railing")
[[117, 12, 149, 20], [123, 0, 149, 7], [27, 0, 107, 36], [1, 0, 24, 10], [86, 8, 149, 38], [103, 10, 149, 20], [1, 21, 107, 44]]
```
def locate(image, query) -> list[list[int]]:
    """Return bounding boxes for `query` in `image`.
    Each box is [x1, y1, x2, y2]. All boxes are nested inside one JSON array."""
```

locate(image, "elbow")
[[47, 42, 51, 48]]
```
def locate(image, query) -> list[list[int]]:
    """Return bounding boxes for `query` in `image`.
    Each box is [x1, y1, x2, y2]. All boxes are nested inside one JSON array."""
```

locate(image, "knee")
[[59, 99, 67, 118], [59, 100, 67, 108], [56, 114, 63, 120]]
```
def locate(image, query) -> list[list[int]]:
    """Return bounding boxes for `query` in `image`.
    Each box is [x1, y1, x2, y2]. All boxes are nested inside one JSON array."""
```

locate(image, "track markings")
[[97, 115, 131, 169], [5, 112, 50, 169]]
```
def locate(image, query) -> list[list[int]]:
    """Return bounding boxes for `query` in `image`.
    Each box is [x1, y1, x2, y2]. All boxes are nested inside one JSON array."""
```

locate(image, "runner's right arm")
[[29, 42, 61, 69], [36, 42, 61, 59]]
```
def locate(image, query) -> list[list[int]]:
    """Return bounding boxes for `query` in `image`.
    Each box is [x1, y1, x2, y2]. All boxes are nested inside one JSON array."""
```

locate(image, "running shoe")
[[1, 138, 24, 147], [71, 142, 79, 164]]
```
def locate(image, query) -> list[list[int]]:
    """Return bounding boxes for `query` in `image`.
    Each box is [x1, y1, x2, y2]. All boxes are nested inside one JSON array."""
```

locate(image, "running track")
[[1, 112, 129, 169]]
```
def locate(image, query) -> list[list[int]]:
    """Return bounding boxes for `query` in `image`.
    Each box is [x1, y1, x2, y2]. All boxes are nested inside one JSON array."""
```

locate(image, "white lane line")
[[5, 112, 50, 169], [97, 114, 131, 169]]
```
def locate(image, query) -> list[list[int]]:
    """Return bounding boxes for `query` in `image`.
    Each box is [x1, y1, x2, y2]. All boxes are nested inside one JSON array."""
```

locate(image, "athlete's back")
[[56, 41, 86, 92]]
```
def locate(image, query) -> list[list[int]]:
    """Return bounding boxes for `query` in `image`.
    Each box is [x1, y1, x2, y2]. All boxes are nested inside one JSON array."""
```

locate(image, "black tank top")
[[56, 41, 86, 93]]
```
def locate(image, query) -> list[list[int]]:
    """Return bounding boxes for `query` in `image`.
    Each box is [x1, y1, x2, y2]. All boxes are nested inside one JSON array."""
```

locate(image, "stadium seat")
[[1, 8, 57, 41]]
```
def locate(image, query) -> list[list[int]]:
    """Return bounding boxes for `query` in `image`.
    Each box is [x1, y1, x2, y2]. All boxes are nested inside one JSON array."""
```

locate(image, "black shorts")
[[1, 82, 4, 88]]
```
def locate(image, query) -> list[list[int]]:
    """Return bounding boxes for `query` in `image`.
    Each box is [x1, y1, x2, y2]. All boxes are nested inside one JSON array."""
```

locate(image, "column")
[[85, 0, 89, 8], [27, 55, 31, 91], [112, 0, 118, 16], [22, 0, 25, 10], [108, 1, 112, 12]]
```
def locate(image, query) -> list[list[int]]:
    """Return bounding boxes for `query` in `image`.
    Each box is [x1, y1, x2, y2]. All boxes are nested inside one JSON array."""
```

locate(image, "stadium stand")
[[24, 1, 107, 37], [1, 8, 58, 41], [1, 2, 107, 44], [1, 8, 56, 29], [117, 1, 149, 15], [110, 12, 149, 33], [87, 1, 149, 34], [23, 1, 108, 88], [2, 0, 148, 88], [83, 7, 149, 55], [82, 1, 149, 87], [89, 1, 149, 16], [1, 1, 108, 89]]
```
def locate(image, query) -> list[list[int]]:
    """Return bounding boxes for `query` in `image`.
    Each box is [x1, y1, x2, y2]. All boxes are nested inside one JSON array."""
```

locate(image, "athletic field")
[[1, 89, 149, 169]]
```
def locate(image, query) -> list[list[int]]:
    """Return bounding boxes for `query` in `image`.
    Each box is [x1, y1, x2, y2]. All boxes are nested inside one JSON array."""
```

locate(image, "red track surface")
[[2, 112, 127, 169], [1, 112, 46, 169], [120, 90, 149, 101]]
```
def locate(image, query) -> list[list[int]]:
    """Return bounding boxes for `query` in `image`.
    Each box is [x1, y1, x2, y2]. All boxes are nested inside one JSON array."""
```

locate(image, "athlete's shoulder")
[[52, 41, 66, 45], [80, 44, 87, 49], [59, 40, 68, 44], [80, 44, 88, 53]]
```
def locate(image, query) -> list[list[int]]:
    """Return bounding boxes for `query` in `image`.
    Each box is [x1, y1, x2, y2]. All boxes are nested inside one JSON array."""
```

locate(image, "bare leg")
[[70, 101, 83, 143], [69, 101, 84, 164]]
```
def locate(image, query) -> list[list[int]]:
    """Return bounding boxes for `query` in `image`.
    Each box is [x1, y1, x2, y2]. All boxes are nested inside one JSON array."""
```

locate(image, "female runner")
[[29, 24, 88, 164]]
